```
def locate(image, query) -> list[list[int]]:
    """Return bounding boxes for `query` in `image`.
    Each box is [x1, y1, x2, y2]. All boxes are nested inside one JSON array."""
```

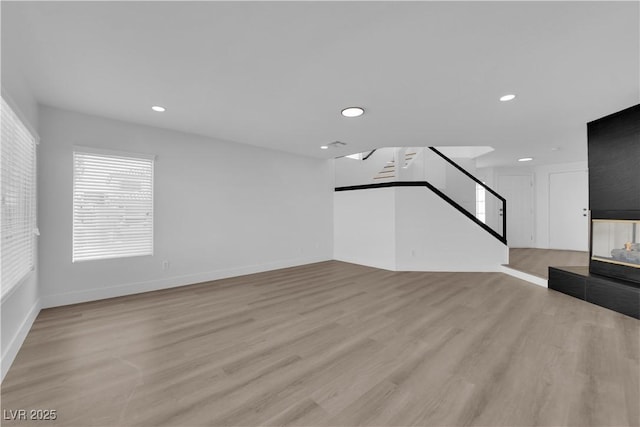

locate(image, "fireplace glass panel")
[[592, 219, 640, 268]]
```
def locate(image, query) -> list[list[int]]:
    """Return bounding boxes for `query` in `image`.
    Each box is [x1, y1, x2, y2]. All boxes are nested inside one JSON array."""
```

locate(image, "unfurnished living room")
[[1, 1, 639, 426]]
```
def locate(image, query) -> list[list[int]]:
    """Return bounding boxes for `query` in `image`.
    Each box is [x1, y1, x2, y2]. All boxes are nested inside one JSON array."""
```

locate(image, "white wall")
[[1, 62, 41, 380], [334, 188, 396, 270], [333, 186, 508, 271], [480, 161, 589, 249], [38, 106, 333, 307], [411, 149, 479, 216]]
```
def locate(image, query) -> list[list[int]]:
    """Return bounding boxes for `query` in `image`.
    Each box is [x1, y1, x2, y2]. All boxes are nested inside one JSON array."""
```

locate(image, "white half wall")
[[38, 106, 334, 308], [333, 186, 508, 271], [334, 188, 396, 270], [395, 187, 508, 271]]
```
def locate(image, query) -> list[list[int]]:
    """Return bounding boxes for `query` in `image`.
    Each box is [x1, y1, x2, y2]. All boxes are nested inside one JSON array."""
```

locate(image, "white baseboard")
[[1, 298, 41, 382], [396, 265, 504, 272], [333, 256, 396, 272], [334, 257, 505, 273], [501, 265, 548, 288], [41, 256, 330, 308]]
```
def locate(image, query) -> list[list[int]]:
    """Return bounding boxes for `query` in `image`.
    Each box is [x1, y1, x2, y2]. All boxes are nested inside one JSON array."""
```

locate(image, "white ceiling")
[[2, 1, 638, 167]]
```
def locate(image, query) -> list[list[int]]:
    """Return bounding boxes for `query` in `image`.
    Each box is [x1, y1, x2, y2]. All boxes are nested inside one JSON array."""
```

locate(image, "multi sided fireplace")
[[590, 211, 640, 284]]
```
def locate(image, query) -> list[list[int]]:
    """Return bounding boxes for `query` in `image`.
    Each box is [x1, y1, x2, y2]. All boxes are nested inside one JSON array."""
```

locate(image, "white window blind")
[[1, 97, 37, 297], [73, 150, 154, 262]]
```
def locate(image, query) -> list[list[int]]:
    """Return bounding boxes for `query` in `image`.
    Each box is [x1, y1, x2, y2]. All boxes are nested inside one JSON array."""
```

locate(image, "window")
[[1, 97, 37, 297], [73, 150, 154, 262], [476, 183, 486, 224]]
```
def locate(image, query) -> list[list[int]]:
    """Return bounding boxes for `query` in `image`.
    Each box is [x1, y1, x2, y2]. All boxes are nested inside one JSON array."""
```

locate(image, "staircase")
[[334, 146, 509, 272], [335, 146, 507, 245], [373, 148, 418, 180]]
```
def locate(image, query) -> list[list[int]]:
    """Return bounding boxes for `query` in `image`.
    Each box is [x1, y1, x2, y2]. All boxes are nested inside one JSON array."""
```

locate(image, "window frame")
[[72, 147, 155, 263]]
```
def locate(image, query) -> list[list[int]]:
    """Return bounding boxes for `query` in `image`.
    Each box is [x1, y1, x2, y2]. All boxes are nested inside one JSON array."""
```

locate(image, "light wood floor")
[[507, 248, 589, 279], [2, 261, 638, 427]]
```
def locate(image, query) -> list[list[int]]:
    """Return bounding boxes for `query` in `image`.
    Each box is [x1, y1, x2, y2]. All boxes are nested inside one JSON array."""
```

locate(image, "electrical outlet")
[[162, 260, 170, 270]]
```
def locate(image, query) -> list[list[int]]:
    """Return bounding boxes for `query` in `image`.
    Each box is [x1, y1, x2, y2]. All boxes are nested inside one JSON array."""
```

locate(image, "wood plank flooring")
[[1, 261, 638, 427], [507, 248, 589, 279]]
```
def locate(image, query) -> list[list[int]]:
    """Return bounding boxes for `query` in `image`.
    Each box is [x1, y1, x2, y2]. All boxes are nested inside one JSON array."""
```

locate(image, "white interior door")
[[549, 170, 589, 251], [498, 175, 534, 248]]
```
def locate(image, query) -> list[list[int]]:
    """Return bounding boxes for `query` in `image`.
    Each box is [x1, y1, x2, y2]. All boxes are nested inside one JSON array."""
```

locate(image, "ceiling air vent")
[[327, 141, 347, 148]]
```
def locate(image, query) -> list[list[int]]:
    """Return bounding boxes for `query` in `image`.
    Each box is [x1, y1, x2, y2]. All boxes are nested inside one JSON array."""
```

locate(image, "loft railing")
[[362, 149, 377, 160], [334, 146, 507, 244]]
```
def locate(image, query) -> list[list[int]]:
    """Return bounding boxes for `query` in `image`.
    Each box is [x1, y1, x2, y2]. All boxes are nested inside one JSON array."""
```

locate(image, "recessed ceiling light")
[[499, 94, 516, 102], [518, 157, 533, 162], [341, 107, 364, 118], [320, 145, 329, 150], [151, 105, 166, 112]]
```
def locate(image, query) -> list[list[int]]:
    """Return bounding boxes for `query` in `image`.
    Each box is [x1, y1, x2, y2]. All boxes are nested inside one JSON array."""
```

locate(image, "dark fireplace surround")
[[587, 104, 640, 287], [549, 104, 640, 319]]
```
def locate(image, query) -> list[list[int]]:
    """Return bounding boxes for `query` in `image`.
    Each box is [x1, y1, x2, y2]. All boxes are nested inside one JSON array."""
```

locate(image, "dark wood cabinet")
[[569, 104, 640, 319]]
